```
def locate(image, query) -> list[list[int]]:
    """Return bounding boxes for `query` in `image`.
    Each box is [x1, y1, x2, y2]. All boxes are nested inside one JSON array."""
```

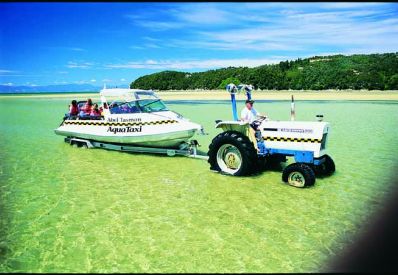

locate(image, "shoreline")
[[1, 90, 398, 101]]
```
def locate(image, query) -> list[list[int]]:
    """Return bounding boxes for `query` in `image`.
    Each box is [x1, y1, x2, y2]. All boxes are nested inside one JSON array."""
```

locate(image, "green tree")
[[387, 74, 398, 90], [130, 52, 398, 91], [217, 77, 241, 89]]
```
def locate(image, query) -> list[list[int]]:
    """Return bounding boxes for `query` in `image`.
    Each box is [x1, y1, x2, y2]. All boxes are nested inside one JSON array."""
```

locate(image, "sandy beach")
[[1, 90, 398, 101]]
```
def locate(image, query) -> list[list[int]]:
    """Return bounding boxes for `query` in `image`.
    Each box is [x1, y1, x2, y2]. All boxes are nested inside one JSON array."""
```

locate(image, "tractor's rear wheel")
[[282, 163, 316, 187], [208, 131, 258, 176], [314, 154, 335, 176]]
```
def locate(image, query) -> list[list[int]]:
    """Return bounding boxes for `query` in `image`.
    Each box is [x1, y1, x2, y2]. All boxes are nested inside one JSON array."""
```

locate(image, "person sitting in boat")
[[120, 104, 130, 113], [109, 101, 120, 113], [90, 103, 101, 117], [99, 102, 108, 116], [67, 100, 79, 118], [79, 98, 93, 118]]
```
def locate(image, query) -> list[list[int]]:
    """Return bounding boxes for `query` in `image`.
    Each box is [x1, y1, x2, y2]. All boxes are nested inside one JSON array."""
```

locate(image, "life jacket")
[[70, 105, 79, 115], [91, 108, 101, 116], [83, 103, 92, 114]]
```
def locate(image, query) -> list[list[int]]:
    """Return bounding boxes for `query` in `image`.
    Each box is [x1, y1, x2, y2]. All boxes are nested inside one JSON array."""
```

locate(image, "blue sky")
[[1, 2, 397, 86]]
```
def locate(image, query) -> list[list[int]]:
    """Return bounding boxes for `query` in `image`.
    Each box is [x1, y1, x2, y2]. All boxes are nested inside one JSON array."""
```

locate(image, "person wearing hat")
[[241, 99, 259, 124], [240, 99, 264, 152]]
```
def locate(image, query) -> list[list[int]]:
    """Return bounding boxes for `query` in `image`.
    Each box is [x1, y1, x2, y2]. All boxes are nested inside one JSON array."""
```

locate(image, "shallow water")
[[1, 96, 398, 272]]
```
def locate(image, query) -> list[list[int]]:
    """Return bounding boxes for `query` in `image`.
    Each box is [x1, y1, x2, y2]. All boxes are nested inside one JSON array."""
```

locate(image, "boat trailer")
[[64, 137, 209, 160]]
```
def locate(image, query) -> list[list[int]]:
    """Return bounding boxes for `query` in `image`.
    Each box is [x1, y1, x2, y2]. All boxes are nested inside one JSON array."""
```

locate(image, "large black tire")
[[208, 131, 258, 176], [314, 154, 335, 176], [282, 162, 316, 187]]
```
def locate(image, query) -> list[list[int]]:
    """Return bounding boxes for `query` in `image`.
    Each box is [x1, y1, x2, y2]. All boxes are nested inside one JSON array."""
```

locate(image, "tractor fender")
[[215, 121, 257, 146]]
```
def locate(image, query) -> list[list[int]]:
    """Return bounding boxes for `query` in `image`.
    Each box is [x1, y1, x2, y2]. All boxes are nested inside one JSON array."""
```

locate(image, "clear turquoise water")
[[1, 97, 398, 272]]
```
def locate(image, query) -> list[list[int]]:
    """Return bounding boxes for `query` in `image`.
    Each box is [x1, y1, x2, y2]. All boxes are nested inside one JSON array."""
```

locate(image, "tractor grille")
[[320, 133, 328, 150]]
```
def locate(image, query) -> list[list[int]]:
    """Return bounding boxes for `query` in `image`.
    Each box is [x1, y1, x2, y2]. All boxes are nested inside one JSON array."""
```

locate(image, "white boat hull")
[[55, 89, 204, 149], [54, 127, 197, 148], [55, 113, 202, 148]]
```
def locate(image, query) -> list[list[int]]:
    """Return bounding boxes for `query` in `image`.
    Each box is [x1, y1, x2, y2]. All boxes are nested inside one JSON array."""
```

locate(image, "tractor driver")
[[241, 99, 266, 152], [241, 99, 267, 127], [241, 99, 259, 125]]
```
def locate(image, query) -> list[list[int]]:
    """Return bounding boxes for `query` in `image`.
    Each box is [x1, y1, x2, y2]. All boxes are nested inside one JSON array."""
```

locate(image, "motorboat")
[[54, 88, 204, 149]]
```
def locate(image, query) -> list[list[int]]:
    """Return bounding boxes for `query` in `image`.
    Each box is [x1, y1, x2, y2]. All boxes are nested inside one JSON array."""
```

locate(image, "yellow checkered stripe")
[[63, 119, 178, 126], [263, 136, 322, 143]]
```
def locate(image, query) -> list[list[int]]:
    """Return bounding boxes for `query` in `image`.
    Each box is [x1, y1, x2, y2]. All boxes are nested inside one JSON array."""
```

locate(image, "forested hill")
[[130, 53, 398, 90]]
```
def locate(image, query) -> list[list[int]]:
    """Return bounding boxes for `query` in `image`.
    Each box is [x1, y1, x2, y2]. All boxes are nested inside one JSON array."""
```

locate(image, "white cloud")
[[127, 2, 398, 55], [66, 62, 93, 69], [145, 43, 161, 49], [320, 2, 387, 9], [130, 45, 145, 50], [90, 79, 96, 82], [143, 36, 161, 42], [43, 46, 86, 52], [126, 3, 238, 32], [191, 8, 398, 53], [133, 20, 183, 31], [0, 69, 18, 74], [69, 47, 86, 52], [165, 38, 303, 51], [171, 4, 231, 25], [106, 58, 285, 70]]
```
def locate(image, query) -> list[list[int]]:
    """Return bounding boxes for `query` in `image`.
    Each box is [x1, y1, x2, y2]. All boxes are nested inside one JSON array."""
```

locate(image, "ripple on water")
[[0, 98, 398, 272]]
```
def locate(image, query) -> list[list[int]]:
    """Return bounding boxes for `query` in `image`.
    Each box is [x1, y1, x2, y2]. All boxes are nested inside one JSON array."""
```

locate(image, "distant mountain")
[[0, 83, 102, 93]]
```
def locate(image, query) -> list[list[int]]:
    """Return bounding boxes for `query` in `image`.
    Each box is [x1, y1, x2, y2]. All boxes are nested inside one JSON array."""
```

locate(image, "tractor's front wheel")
[[208, 131, 258, 176], [282, 163, 316, 187], [315, 154, 335, 176]]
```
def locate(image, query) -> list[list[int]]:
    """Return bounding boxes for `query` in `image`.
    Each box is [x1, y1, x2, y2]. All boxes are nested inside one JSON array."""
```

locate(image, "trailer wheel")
[[71, 141, 79, 148], [315, 155, 335, 176], [282, 163, 316, 188], [208, 131, 257, 176], [70, 140, 88, 148], [81, 143, 88, 149]]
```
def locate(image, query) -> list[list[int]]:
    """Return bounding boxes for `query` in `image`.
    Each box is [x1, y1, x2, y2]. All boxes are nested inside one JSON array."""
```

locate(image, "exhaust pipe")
[[290, 95, 295, 121]]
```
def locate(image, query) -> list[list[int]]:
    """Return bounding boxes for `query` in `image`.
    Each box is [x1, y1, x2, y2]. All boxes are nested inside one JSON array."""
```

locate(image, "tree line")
[[130, 53, 398, 91]]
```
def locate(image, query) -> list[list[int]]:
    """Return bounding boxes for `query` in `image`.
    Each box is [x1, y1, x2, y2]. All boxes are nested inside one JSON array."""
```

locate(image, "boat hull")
[[54, 128, 197, 148], [54, 114, 201, 149]]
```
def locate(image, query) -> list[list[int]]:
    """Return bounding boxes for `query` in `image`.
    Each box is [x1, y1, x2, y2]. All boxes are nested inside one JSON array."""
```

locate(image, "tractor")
[[207, 84, 335, 187]]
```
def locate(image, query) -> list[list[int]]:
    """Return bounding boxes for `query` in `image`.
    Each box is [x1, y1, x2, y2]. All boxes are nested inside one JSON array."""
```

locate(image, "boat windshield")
[[109, 101, 141, 114], [138, 99, 168, 113], [109, 99, 168, 114]]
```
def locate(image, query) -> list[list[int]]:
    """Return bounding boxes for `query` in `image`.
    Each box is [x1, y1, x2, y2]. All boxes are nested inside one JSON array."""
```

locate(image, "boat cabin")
[[100, 89, 169, 115], [65, 89, 169, 120]]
